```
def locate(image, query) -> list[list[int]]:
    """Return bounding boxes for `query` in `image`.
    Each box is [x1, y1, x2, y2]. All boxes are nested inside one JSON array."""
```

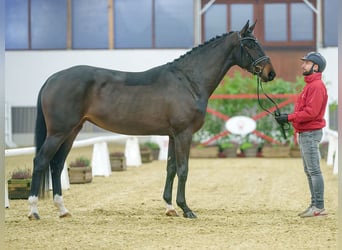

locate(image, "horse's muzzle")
[[268, 71, 276, 81], [260, 63, 276, 82]]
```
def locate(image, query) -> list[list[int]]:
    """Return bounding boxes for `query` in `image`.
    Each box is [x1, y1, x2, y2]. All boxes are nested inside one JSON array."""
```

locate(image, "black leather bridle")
[[239, 35, 289, 140], [239, 36, 270, 77]]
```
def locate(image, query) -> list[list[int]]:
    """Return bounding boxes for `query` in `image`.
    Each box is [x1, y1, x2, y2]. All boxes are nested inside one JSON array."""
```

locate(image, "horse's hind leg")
[[50, 130, 80, 218], [163, 137, 178, 216], [28, 135, 67, 220]]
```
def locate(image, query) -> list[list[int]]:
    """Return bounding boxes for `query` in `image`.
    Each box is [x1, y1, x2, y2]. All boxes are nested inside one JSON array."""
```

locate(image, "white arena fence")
[[4, 131, 337, 208], [4, 135, 169, 208]]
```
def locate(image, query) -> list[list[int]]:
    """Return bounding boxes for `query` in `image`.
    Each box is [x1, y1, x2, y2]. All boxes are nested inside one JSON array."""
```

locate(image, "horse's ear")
[[239, 20, 250, 37], [248, 20, 257, 33]]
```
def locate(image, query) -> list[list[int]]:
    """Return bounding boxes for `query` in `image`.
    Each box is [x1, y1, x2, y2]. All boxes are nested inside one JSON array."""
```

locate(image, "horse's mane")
[[169, 31, 235, 65]]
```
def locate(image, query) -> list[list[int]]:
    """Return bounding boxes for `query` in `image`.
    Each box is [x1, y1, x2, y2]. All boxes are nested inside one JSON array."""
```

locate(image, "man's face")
[[301, 60, 318, 76]]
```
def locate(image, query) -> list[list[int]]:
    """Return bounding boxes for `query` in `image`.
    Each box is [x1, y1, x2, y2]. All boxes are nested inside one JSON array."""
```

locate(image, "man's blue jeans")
[[298, 129, 324, 209]]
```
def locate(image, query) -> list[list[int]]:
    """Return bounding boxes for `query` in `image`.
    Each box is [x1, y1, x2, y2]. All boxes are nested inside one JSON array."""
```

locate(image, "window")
[[204, 4, 227, 41], [264, 3, 287, 42], [230, 4, 253, 31], [115, 0, 193, 48], [72, 0, 108, 49], [264, 2, 314, 42], [5, 0, 29, 49], [114, 0, 153, 48], [263, 1, 315, 46], [290, 3, 313, 41], [203, 2, 253, 41], [154, 0, 193, 48], [202, 0, 316, 49], [5, 0, 194, 50], [31, 0, 67, 49], [323, 0, 338, 47]]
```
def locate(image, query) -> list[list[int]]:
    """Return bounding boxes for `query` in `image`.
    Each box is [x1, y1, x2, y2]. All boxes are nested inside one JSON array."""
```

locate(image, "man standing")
[[275, 52, 328, 217]]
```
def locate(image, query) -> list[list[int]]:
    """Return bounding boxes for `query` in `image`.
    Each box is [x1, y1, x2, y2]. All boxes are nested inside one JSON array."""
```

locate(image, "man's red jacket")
[[288, 72, 328, 133]]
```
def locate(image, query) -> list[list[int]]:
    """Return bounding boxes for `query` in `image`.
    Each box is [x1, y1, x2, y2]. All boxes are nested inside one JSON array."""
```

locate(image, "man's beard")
[[302, 64, 314, 76]]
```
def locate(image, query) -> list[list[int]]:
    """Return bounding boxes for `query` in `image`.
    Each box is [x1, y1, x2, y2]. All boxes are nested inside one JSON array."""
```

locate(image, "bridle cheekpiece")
[[239, 36, 269, 76]]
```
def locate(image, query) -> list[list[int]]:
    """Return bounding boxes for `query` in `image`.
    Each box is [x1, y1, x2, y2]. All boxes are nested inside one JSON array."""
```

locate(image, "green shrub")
[[69, 156, 91, 168]]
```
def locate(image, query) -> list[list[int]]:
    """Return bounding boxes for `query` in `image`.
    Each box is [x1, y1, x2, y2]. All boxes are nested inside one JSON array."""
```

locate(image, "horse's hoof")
[[183, 211, 197, 218], [59, 212, 72, 218], [28, 213, 40, 220], [165, 209, 179, 217]]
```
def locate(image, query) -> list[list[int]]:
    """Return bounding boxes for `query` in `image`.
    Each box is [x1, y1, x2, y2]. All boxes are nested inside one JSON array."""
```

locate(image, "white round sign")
[[225, 116, 256, 135]]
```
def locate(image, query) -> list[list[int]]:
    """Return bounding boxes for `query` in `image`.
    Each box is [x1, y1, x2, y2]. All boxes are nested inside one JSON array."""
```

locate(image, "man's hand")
[[275, 113, 288, 125]]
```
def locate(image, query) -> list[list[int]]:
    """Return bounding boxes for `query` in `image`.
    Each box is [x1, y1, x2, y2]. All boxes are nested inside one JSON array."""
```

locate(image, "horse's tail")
[[34, 86, 49, 199]]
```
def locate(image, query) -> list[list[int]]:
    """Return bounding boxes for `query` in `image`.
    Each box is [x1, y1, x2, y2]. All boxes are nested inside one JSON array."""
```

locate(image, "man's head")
[[301, 52, 326, 76]]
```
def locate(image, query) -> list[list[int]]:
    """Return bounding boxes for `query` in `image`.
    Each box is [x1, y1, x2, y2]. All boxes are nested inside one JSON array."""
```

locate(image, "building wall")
[[5, 47, 337, 146], [6, 48, 338, 106]]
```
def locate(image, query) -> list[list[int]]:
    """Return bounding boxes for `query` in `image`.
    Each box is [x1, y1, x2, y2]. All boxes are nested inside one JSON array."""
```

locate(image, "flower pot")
[[140, 149, 153, 163], [150, 148, 160, 160], [222, 147, 238, 158], [262, 145, 290, 158], [241, 147, 258, 157], [8, 178, 31, 199], [190, 146, 218, 158], [110, 155, 127, 171], [290, 145, 301, 158], [68, 167, 92, 184]]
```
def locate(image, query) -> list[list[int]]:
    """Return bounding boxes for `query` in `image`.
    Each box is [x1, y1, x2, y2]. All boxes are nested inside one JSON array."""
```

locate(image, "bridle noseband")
[[239, 36, 269, 76]]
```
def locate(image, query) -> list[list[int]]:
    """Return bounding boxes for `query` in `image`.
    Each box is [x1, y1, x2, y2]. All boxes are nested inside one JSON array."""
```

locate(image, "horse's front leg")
[[174, 130, 197, 218], [163, 137, 178, 216]]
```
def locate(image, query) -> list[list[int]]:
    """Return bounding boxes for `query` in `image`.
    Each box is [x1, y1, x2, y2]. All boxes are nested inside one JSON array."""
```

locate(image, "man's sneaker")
[[300, 206, 327, 218], [297, 206, 312, 216]]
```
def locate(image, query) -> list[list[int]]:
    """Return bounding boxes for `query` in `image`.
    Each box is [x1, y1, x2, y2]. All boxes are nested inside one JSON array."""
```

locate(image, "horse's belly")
[[87, 116, 171, 136]]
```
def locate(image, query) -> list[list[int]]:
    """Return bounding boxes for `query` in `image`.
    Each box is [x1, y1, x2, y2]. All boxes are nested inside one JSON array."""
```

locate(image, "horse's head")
[[235, 20, 276, 82]]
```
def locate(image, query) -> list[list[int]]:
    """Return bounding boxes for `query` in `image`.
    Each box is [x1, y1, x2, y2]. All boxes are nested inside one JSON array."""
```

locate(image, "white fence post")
[[125, 137, 141, 167], [153, 136, 169, 160], [333, 144, 338, 175], [326, 129, 338, 175], [5, 102, 17, 148], [92, 142, 111, 177], [5, 182, 9, 208]]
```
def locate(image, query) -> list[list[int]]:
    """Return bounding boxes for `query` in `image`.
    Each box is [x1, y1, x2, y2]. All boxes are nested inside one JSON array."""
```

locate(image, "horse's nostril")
[[268, 71, 276, 81]]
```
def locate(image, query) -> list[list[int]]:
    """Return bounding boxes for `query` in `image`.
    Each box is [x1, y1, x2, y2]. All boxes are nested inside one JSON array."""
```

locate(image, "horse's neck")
[[173, 36, 237, 98]]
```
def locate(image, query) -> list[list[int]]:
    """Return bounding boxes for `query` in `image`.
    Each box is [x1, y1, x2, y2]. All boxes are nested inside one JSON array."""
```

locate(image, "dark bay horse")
[[28, 21, 275, 220]]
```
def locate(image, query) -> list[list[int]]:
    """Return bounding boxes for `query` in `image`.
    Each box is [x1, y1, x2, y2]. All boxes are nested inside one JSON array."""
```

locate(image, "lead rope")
[[256, 75, 287, 140]]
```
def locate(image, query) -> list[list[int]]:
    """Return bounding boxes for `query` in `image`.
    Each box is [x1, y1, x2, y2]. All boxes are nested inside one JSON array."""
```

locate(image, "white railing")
[[5, 134, 127, 156], [5, 135, 137, 176], [5, 134, 169, 176]]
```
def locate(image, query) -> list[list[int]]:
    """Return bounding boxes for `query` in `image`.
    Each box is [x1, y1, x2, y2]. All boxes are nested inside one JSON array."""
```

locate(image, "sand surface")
[[5, 146, 337, 249]]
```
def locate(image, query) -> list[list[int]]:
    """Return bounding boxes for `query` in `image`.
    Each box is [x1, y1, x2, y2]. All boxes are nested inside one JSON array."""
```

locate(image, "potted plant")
[[109, 152, 127, 171], [68, 156, 92, 184], [239, 134, 260, 157], [217, 136, 238, 158], [8, 168, 32, 199], [190, 143, 219, 158], [143, 141, 160, 160], [140, 145, 153, 163]]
